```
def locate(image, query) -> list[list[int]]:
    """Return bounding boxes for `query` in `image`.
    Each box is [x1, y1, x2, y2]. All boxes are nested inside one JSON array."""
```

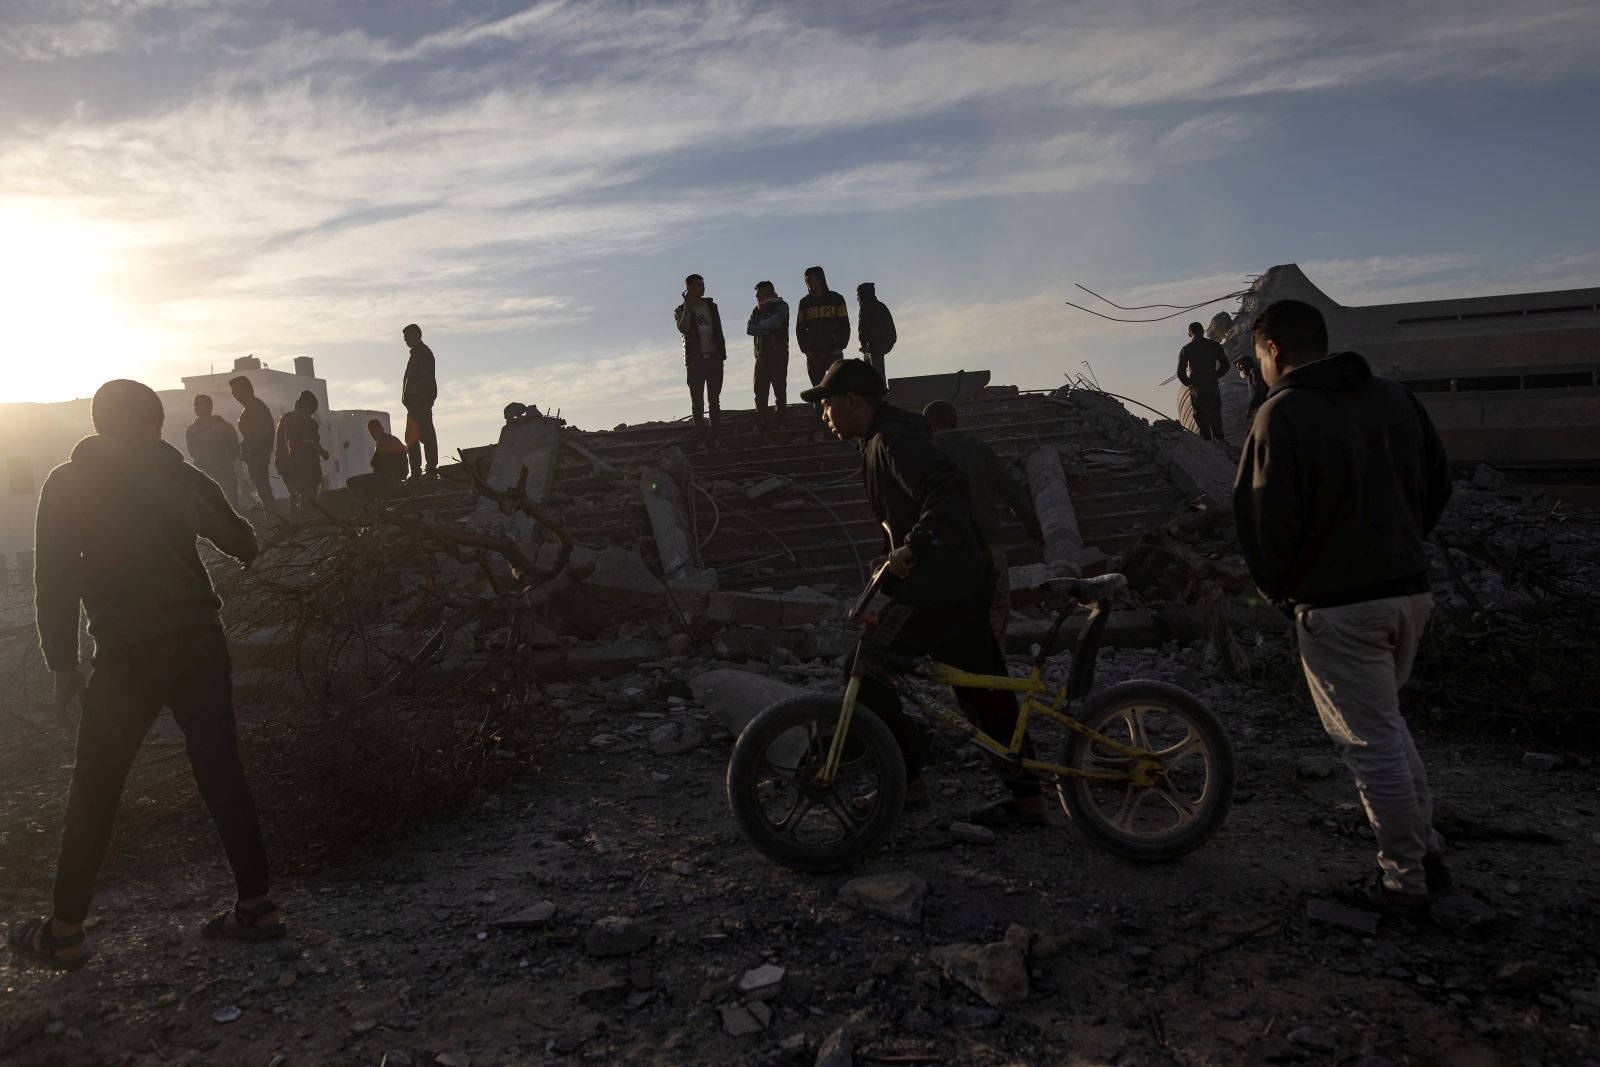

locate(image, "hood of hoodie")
[[70, 432, 186, 469], [1270, 350, 1372, 396]]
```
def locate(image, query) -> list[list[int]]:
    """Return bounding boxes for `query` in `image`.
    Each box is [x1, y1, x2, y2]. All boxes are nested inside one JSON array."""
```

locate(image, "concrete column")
[[639, 465, 718, 610], [478, 416, 561, 508], [1025, 445, 1106, 575]]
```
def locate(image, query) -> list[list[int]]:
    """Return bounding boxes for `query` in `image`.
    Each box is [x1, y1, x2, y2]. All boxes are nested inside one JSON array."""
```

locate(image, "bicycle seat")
[[1040, 572, 1127, 605]]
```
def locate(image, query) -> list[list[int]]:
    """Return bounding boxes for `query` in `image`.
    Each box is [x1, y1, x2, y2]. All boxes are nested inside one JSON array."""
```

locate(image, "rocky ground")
[[3, 642, 1597, 1067]]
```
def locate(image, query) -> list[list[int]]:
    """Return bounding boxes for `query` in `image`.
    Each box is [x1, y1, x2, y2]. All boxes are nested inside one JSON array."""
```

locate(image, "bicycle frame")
[[818, 598, 1164, 788]]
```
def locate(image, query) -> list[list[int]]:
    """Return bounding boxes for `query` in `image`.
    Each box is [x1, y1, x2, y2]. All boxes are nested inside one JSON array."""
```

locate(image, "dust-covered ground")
[[3, 646, 1598, 1067]]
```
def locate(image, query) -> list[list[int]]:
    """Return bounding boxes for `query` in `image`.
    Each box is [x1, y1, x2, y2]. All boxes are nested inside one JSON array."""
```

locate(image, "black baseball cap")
[[799, 358, 887, 403]]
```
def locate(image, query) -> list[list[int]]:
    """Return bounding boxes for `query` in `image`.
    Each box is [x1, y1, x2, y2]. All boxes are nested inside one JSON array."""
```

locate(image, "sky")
[[2, 0, 1599, 453]]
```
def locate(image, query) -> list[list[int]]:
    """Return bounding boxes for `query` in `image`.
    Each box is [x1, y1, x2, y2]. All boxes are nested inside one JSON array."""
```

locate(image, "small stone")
[[651, 771, 671, 783], [1306, 899, 1380, 937], [275, 973, 296, 989], [1522, 752, 1561, 771], [719, 1004, 764, 1036], [748, 1001, 772, 1028], [814, 1027, 853, 1067], [1296, 754, 1335, 779], [933, 939, 1030, 1007], [585, 916, 653, 957], [1287, 1026, 1336, 1052], [666, 633, 692, 656], [869, 953, 899, 977], [300, 928, 334, 948], [1495, 960, 1556, 990], [588, 733, 623, 748], [434, 1053, 470, 1067], [1431, 893, 1499, 934], [952, 1005, 1002, 1029], [493, 901, 557, 930], [1128, 945, 1153, 961], [837, 871, 929, 925], [670, 861, 694, 877], [212, 1005, 242, 1025], [949, 821, 998, 845], [738, 963, 786, 1000], [351, 1019, 378, 1034]]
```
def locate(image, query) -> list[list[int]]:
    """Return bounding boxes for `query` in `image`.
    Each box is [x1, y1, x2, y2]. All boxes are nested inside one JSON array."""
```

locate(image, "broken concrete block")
[[745, 476, 785, 500], [584, 916, 653, 957], [585, 546, 667, 607], [492, 901, 557, 930], [1156, 428, 1237, 506], [688, 669, 808, 741], [838, 871, 929, 926], [478, 416, 561, 506], [932, 938, 1030, 1007], [738, 963, 786, 1000], [706, 589, 841, 628]]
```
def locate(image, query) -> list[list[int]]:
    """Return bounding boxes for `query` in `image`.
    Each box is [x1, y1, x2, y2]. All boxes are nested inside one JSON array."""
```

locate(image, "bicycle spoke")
[[1110, 786, 1150, 832], [776, 794, 816, 840], [1153, 781, 1198, 822], [1155, 730, 1205, 770], [820, 789, 862, 830]]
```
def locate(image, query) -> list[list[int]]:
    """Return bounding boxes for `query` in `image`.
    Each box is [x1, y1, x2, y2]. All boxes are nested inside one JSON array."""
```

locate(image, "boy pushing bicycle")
[[801, 359, 1046, 827]]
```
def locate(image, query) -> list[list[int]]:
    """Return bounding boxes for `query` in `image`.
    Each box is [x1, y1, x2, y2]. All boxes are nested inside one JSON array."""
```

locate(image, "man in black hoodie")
[[229, 375, 278, 516], [674, 273, 727, 450], [856, 282, 897, 380], [796, 266, 849, 432], [9, 380, 281, 971], [803, 359, 1044, 826], [1234, 299, 1452, 917], [1177, 321, 1232, 444]]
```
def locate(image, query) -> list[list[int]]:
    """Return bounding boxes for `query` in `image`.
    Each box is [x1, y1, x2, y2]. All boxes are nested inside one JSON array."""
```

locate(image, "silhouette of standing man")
[[229, 376, 278, 516], [185, 394, 241, 507], [402, 324, 438, 479], [1177, 321, 1232, 445], [8, 379, 282, 971]]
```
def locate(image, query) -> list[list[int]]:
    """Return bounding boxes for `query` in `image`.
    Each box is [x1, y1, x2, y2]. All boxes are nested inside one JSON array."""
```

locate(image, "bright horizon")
[[3, 1, 1599, 452]]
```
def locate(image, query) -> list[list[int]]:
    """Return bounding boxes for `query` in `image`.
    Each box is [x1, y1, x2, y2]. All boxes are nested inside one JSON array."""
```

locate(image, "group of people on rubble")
[[1174, 319, 1270, 447], [178, 324, 438, 521], [673, 265, 896, 449], [11, 286, 1456, 969]]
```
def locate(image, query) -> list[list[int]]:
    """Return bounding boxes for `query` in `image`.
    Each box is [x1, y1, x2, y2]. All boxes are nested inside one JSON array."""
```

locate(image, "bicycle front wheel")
[[727, 696, 906, 872], [1057, 680, 1234, 862]]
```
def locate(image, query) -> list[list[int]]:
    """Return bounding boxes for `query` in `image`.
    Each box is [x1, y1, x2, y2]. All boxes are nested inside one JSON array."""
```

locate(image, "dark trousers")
[[52, 627, 270, 924], [852, 593, 1039, 797], [805, 349, 842, 415], [865, 350, 887, 381], [242, 452, 276, 514], [1192, 387, 1226, 443], [687, 358, 724, 439], [199, 462, 239, 509], [405, 405, 438, 476], [754, 353, 788, 418]]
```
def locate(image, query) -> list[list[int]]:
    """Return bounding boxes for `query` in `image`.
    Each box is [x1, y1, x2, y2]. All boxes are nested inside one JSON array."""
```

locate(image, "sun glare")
[[0, 205, 160, 405]]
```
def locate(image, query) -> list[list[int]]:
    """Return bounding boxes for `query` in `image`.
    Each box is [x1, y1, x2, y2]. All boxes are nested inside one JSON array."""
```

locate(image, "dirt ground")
[[3, 646, 1598, 1067]]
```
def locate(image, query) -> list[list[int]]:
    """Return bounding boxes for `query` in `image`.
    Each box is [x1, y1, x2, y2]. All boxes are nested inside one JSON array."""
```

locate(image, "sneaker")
[[1333, 871, 1432, 922]]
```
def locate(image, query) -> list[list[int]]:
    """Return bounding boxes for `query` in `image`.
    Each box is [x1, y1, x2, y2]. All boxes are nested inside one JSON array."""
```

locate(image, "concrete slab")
[[705, 589, 841, 628], [478, 416, 561, 507], [1155, 427, 1237, 506]]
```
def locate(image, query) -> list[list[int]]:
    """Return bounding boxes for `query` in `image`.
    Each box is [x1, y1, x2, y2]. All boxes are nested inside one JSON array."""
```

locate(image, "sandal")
[[201, 899, 287, 942], [8, 916, 91, 971], [967, 798, 1050, 828]]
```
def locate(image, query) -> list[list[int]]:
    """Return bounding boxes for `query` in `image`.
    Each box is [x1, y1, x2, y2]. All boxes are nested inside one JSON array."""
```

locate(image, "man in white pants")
[[1233, 299, 1453, 918]]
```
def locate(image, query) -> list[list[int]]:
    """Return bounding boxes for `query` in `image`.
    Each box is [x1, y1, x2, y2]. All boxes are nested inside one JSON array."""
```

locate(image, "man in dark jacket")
[[856, 282, 897, 380], [922, 400, 1044, 646], [1234, 299, 1453, 917], [229, 375, 278, 516], [1177, 321, 1231, 444], [402, 323, 439, 478], [1233, 351, 1269, 425], [185, 394, 241, 507], [674, 273, 727, 450], [747, 280, 789, 430], [9, 380, 281, 970], [803, 359, 1045, 826], [796, 266, 849, 433]]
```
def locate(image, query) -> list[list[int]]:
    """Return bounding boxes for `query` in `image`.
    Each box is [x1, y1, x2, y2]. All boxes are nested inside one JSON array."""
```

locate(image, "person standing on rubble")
[[401, 324, 439, 479], [922, 400, 1044, 647], [1177, 321, 1231, 444], [856, 282, 897, 381], [8, 379, 282, 971], [1234, 350, 1269, 424], [1234, 298, 1453, 919], [747, 280, 789, 430], [796, 266, 849, 437], [274, 390, 327, 521], [185, 394, 242, 507], [804, 359, 1047, 827], [229, 376, 278, 516], [674, 273, 727, 451]]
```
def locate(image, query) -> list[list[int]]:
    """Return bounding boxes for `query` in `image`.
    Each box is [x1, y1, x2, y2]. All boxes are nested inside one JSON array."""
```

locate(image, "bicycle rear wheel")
[[727, 696, 906, 872], [1057, 680, 1234, 862]]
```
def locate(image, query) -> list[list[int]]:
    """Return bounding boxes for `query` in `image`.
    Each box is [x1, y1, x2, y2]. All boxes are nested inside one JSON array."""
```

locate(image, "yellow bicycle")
[[726, 569, 1235, 871]]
